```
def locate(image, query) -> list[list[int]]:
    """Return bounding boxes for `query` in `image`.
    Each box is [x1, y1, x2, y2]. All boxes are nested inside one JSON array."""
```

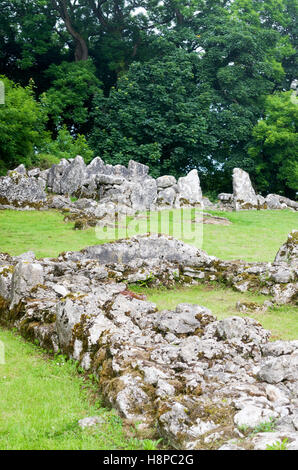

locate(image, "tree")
[[41, 59, 102, 135], [0, 1, 67, 93], [248, 91, 298, 198], [90, 49, 215, 177], [0, 76, 47, 172], [35, 125, 94, 167], [231, 0, 297, 88]]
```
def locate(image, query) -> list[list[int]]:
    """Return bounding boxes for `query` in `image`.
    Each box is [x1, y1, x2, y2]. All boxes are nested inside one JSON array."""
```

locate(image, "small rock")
[[78, 416, 105, 429]]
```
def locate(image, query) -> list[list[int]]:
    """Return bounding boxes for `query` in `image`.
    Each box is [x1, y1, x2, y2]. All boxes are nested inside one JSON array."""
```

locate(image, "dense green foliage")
[[90, 49, 214, 177], [0, 76, 47, 171], [0, 0, 297, 195], [249, 91, 298, 197]]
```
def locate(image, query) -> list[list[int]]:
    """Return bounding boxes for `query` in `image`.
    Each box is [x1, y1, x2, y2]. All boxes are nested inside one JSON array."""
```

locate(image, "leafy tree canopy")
[[0, 76, 47, 172], [248, 91, 298, 197]]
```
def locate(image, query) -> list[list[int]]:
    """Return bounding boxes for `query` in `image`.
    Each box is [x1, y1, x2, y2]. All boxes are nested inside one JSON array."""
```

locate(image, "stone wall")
[[0, 232, 297, 450], [1, 159, 296, 214]]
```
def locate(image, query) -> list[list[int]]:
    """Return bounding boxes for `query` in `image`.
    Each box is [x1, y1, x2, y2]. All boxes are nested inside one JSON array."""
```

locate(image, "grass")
[[130, 283, 298, 341], [0, 210, 99, 259], [0, 328, 156, 450], [199, 209, 297, 262], [0, 208, 297, 262]]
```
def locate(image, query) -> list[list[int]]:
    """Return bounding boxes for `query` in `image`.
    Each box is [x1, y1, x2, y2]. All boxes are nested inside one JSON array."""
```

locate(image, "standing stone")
[[12, 164, 27, 175], [59, 156, 86, 196], [274, 230, 298, 267], [233, 168, 259, 210], [85, 157, 106, 178], [175, 169, 203, 207], [46, 159, 70, 194]]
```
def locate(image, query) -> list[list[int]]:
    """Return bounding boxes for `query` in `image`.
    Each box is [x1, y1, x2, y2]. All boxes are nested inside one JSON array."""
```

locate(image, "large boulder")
[[232, 168, 261, 210], [59, 156, 86, 196], [46, 159, 70, 194], [0, 171, 47, 208], [156, 175, 177, 189], [9, 261, 44, 308], [157, 186, 177, 207], [266, 194, 298, 211], [130, 177, 158, 210], [65, 234, 212, 267], [176, 169, 203, 207]]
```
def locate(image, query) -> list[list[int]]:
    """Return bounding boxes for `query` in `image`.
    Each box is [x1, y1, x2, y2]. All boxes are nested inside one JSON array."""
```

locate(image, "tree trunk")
[[51, 0, 89, 61]]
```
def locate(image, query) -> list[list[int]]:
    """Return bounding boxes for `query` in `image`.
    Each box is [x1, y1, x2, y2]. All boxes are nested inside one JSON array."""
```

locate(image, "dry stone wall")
[[0, 233, 297, 450], [0, 159, 296, 214]]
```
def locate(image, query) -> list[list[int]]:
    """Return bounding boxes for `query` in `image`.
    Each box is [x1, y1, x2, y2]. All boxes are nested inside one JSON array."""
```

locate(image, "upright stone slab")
[[232, 168, 259, 210], [176, 169, 203, 207], [274, 230, 298, 267], [59, 156, 86, 196], [46, 159, 70, 194], [130, 178, 158, 210]]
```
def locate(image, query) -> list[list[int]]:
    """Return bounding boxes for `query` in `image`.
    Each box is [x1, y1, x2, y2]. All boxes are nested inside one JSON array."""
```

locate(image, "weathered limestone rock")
[[66, 234, 212, 268], [274, 230, 298, 266], [154, 304, 215, 336], [157, 187, 177, 206], [261, 340, 298, 357], [156, 175, 177, 189], [257, 354, 298, 384], [234, 405, 278, 428], [130, 177, 158, 210], [232, 168, 260, 210], [127, 160, 150, 180], [266, 194, 298, 211], [9, 261, 44, 308], [176, 169, 203, 207], [0, 233, 297, 450], [0, 265, 14, 300], [212, 316, 270, 344], [13, 164, 27, 175], [46, 159, 70, 194], [0, 171, 47, 208], [59, 156, 86, 196], [251, 431, 298, 450]]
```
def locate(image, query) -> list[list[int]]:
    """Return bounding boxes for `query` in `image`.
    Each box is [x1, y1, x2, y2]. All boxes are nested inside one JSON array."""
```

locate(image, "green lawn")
[[0, 328, 156, 450], [0, 208, 297, 261], [131, 283, 298, 341]]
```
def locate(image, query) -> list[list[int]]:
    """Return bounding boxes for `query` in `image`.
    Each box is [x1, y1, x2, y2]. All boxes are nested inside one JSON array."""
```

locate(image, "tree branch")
[[51, 0, 89, 61]]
